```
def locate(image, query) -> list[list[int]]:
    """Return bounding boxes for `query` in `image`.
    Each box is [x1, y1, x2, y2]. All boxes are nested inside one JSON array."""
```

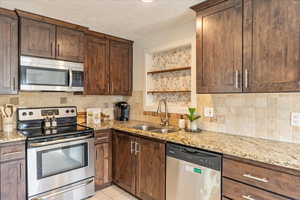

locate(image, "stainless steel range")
[[17, 106, 95, 200]]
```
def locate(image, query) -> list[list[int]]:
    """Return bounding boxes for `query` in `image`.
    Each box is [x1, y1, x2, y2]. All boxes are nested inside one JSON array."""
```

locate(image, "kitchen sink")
[[151, 128, 178, 134], [132, 124, 159, 131], [131, 125, 178, 134]]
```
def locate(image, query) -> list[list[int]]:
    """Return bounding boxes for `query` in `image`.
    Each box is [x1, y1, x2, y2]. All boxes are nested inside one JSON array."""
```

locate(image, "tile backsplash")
[[128, 91, 300, 144], [0, 92, 123, 130], [197, 93, 300, 144]]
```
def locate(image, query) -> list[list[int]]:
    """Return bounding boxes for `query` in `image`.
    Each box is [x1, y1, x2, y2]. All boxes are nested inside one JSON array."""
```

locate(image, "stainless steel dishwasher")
[[166, 143, 222, 200]]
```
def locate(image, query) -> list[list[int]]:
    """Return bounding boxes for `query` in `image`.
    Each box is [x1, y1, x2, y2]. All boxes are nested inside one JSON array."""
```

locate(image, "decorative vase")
[[188, 120, 198, 131]]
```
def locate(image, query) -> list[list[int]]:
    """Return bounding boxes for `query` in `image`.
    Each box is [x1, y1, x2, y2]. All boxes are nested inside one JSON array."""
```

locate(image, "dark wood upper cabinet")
[[243, 0, 300, 92], [17, 10, 87, 63], [20, 18, 55, 58], [0, 8, 18, 94], [110, 40, 133, 96], [112, 132, 136, 194], [85, 33, 110, 95], [192, 0, 300, 93], [56, 26, 85, 62], [136, 137, 165, 200], [194, 0, 243, 93]]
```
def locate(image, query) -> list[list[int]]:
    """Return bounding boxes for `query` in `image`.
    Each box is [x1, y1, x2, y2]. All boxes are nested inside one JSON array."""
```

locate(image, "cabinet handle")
[[242, 195, 256, 200], [243, 174, 268, 183], [244, 69, 249, 88], [135, 142, 139, 155], [19, 163, 22, 182], [235, 70, 239, 89], [13, 77, 16, 91], [51, 42, 53, 56], [130, 141, 134, 154], [95, 149, 98, 160], [57, 44, 60, 56]]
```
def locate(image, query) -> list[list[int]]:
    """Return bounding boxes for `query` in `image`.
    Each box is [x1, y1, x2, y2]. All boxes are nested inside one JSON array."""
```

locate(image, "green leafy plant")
[[186, 107, 201, 122]]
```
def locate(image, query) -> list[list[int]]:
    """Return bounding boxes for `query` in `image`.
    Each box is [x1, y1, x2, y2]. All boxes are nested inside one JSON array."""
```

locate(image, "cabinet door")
[[112, 132, 136, 194], [244, 0, 300, 92], [196, 0, 243, 93], [20, 18, 55, 58], [0, 159, 26, 200], [95, 142, 112, 190], [109, 41, 133, 96], [136, 138, 165, 200], [0, 13, 18, 94], [85, 36, 110, 95], [56, 26, 85, 62]]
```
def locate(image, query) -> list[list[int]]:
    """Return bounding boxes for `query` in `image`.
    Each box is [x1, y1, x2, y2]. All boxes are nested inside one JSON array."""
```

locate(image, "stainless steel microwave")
[[20, 56, 84, 92]]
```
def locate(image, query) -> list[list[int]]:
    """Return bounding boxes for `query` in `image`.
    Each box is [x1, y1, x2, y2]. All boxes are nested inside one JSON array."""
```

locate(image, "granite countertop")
[[87, 120, 300, 171], [0, 130, 26, 144]]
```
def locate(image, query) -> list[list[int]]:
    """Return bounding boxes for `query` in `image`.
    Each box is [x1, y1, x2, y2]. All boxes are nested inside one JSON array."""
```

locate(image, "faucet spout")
[[157, 99, 169, 127]]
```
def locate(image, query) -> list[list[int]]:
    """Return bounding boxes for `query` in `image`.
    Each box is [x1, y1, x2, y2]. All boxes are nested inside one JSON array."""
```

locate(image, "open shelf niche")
[[145, 44, 192, 114]]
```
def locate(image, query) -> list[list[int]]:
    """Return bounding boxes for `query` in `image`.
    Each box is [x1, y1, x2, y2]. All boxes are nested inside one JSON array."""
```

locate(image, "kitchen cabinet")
[[0, 141, 26, 200], [0, 8, 18, 95], [56, 26, 85, 62], [85, 30, 133, 96], [222, 155, 300, 199], [112, 131, 166, 200], [17, 10, 87, 63], [192, 0, 300, 93], [20, 18, 56, 59], [112, 132, 136, 194], [243, 0, 300, 92], [110, 40, 133, 96], [85, 32, 110, 95], [94, 130, 112, 190], [192, 0, 243, 93], [136, 137, 165, 200]]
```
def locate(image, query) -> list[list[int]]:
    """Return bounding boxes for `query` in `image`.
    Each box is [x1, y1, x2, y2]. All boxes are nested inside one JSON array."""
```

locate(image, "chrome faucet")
[[157, 99, 169, 126]]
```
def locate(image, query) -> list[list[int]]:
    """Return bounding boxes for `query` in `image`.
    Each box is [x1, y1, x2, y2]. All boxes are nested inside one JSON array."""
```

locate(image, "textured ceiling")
[[0, 0, 204, 42]]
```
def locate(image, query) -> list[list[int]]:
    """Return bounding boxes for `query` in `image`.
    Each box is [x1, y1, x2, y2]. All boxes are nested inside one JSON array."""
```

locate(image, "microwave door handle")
[[69, 68, 73, 88]]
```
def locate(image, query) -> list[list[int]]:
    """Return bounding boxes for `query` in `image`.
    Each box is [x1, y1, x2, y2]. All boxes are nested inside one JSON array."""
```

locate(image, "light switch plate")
[[291, 112, 300, 126], [204, 107, 214, 118]]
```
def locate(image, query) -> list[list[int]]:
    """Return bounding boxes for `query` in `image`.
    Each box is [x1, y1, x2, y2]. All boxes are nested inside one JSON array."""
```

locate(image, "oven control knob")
[[66, 110, 69, 113], [22, 112, 27, 116], [71, 109, 75, 113], [29, 112, 33, 116]]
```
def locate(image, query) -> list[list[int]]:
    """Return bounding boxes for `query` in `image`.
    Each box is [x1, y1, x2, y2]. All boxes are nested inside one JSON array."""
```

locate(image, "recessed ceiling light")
[[141, 0, 154, 3]]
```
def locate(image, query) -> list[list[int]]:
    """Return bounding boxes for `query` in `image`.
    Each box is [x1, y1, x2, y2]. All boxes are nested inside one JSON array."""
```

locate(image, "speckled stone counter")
[[85, 120, 300, 171], [0, 130, 26, 144]]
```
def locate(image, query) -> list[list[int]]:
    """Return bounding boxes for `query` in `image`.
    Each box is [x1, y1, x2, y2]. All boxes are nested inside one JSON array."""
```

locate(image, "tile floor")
[[89, 185, 138, 200]]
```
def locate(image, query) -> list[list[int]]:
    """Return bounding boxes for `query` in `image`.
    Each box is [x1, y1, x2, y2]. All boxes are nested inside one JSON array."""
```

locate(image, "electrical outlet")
[[204, 107, 214, 118], [291, 112, 300, 126]]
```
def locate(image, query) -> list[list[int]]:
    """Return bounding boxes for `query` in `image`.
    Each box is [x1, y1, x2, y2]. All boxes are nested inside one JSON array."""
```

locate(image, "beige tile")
[[89, 186, 137, 200]]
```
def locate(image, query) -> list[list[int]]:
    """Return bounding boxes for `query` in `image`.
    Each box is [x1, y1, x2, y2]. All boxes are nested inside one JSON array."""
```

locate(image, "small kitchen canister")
[[86, 108, 102, 126]]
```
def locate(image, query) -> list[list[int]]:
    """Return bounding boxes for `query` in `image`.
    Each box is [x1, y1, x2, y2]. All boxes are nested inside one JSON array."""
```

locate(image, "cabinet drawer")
[[0, 143, 25, 161], [95, 131, 111, 144], [223, 158, 300, 199], [223, 178, 289, 200]]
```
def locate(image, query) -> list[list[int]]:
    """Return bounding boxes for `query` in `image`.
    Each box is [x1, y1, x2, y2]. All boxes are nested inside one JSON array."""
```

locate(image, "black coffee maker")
[[114, 102, 130, 121]]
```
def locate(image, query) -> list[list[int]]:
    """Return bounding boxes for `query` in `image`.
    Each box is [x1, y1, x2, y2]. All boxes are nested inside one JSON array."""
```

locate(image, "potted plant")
[[186, 107, 201, 131]]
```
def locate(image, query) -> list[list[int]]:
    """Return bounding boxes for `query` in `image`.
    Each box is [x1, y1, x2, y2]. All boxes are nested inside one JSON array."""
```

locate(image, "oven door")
[[27, 137, 95, 198]]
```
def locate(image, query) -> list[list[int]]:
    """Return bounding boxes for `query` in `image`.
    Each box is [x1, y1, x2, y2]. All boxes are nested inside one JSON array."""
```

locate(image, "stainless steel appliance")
[[166, 143, 222, 200], [20, 56, 84, 92], [17, 106, 95, 200], [114, 102, 130, 121]]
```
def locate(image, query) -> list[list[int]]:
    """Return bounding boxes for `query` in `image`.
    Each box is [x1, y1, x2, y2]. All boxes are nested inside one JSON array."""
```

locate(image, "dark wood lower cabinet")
[[95, 130, 112, 190], [112, 132, 136, 194], [136, 137, 165, 200], [0, 141, 26, 200], [112, 131, 166, 200]]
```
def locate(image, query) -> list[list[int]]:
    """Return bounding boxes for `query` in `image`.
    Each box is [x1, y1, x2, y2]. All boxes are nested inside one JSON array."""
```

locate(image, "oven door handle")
[[29, 135, 92, 148], [31, 178, 94, 200], [69, 68, 73, 88]]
